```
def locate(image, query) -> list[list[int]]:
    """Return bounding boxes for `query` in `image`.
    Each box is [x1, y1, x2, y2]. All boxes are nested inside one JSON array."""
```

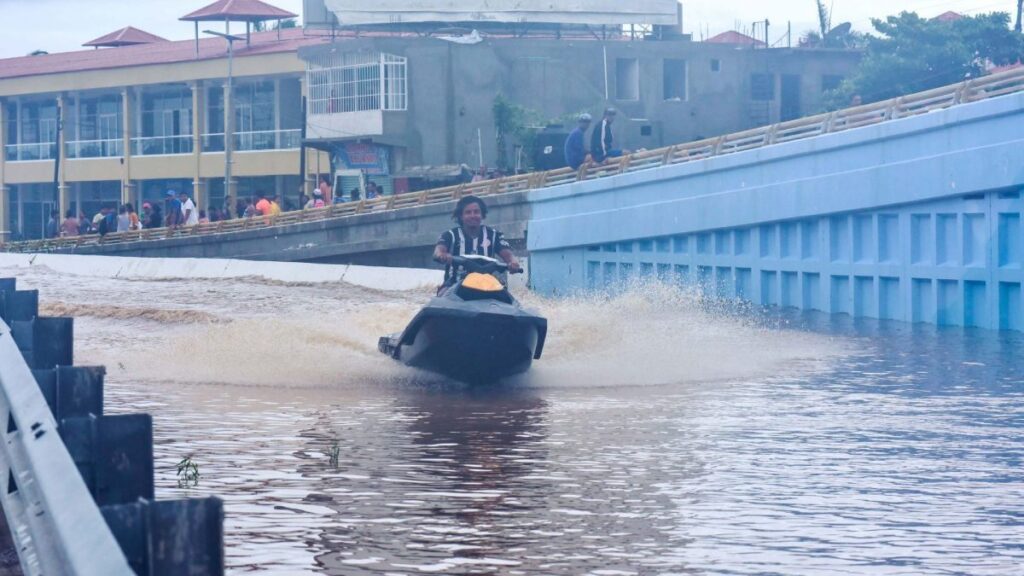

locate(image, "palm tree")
[[816, 0, 831, 39]]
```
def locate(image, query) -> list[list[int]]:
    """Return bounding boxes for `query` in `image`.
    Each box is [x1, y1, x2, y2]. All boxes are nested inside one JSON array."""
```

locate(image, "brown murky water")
[[6, 262, 1022, 575]]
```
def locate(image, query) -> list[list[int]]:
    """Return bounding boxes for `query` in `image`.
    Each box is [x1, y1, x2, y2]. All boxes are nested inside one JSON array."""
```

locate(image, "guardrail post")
[[712, 135, 726, 156], [661, 145, 677, 165]]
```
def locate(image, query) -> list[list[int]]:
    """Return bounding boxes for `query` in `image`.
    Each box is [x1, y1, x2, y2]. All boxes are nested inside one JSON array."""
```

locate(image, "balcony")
[[66, 138, 124, 159], [201, 129, 302, 153], [5, 142, 57, 162], [130, 135, 193, 156]]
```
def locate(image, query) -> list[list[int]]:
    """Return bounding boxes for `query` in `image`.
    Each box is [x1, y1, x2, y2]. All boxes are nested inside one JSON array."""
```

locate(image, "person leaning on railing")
[[60, 209, 79, 238]]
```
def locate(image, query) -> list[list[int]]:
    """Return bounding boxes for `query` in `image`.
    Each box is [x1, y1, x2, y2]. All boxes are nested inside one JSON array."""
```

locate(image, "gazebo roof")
[[180, 0, 298, 23], [83, 26, 168, 48]]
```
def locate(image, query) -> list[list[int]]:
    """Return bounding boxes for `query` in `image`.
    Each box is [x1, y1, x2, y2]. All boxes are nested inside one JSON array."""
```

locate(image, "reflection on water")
[[4, 263, 1023, 574]]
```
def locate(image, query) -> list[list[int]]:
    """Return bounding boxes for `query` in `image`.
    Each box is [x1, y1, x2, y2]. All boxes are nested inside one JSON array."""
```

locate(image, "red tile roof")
[[704, 30, 766, 47], [933, 11, 964, 22], [83, 27, 169, 48], [0, 28, 325, 81], [180, 0, 298, 22]]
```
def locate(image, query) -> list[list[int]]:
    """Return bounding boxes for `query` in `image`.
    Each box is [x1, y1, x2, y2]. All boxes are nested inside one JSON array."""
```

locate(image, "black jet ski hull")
[[379, 301, 547, 384]]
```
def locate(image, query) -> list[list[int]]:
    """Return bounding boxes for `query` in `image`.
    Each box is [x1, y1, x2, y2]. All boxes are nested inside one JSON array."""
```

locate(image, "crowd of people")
[[44, 189, 220, 239]]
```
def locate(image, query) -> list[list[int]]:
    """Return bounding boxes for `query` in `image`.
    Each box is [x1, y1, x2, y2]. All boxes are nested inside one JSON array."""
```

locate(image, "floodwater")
[[4, 263, 1023, 575]]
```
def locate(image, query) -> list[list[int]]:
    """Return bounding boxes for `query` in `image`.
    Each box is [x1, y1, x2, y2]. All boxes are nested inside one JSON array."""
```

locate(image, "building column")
[[121, 88, 134, 205], [298, 74, 315, 197], [0, 187, 9, 245], [0, 101, 8, 243], [57, 94, 69, 218], [191, 81, 205, 210]]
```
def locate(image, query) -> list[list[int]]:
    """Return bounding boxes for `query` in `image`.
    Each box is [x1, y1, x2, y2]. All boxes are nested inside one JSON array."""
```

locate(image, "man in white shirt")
[[179, 191, 199, 226]]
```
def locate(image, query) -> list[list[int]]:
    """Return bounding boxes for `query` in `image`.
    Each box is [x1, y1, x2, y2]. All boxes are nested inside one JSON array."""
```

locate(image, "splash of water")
[[78, 278, 847, 389]]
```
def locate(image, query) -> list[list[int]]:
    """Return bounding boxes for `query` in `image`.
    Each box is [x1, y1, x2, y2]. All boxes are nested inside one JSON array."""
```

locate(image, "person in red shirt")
[[254, 192, 272, 216]]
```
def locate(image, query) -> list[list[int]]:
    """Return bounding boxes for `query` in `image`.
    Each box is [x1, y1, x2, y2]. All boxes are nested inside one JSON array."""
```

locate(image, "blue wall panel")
[[527, 93, 1024, 330]]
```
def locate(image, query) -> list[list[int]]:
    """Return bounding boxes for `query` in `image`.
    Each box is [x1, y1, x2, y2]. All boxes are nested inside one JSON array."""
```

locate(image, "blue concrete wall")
[[527, 92, 1024, 330]]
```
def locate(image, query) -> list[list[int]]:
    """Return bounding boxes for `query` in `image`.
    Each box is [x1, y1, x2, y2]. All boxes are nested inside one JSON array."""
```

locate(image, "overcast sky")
[[0, 0, 1015, 59]]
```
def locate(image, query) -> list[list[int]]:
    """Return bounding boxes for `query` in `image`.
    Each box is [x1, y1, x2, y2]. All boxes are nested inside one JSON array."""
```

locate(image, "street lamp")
[[203, 30, 243, 216]]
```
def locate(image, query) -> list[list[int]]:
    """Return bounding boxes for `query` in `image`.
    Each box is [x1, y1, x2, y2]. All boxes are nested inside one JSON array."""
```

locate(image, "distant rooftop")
[[180, 0, 298, 22], [704, 31, 766, 47], [933, 11, 964, 22], [83, 27, 168, 48]]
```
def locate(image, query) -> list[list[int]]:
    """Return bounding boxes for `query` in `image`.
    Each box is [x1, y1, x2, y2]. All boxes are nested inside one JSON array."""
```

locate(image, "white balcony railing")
[[5, 142, 57, 161], [130, 135, 193, 156], [201, 129, 302, 153], [66, 138, 124, 159]]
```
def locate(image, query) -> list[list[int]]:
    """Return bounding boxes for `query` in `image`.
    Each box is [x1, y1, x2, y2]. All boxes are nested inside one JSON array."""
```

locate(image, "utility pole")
[[203, 30, 243, 216], [1016, 0, 1022, 33]]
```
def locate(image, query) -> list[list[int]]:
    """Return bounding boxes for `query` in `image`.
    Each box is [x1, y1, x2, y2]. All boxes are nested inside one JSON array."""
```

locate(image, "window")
[[710, 59, 721, 72], [750, 73, 775, 101], [663, 59, 687, 100], [306, 51, 408, 115], [822, 75, 843, 92], [5, 103, 17, 145], [615, 58, 639, 101]]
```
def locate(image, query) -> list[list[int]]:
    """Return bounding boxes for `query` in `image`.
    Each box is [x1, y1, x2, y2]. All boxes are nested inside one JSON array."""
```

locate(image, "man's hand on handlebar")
[[508, 261, 523, 274]]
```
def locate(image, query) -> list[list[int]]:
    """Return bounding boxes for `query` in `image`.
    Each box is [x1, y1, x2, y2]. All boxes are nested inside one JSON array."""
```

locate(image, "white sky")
[[0, 0, 1014, 59]]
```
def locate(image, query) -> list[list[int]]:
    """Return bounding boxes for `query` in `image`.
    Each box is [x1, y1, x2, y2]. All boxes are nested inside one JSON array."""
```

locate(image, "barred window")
[[306, 52, 408, 115]]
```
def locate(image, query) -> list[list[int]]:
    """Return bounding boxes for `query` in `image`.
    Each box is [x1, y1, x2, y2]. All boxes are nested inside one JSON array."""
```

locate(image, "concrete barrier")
[[0, 254, 443, 292]]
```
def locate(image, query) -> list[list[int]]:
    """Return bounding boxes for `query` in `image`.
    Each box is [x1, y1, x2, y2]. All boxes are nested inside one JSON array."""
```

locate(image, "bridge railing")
[[5, 66, 1024, 254]]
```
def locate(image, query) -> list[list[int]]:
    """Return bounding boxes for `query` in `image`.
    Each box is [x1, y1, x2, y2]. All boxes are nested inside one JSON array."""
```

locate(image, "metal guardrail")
[[5, 66, 1024, 254], [0, 278, 224, 575], [0, 292, 132, 574]]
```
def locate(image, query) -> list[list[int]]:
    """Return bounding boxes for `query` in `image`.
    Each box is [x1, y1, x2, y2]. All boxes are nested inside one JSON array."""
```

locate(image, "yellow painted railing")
[[5, 66, 1024, 254]]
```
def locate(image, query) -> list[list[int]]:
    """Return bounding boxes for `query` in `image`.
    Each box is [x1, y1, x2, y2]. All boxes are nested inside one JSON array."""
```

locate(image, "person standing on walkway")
[[564, 113, 592, 170], [165, 191, 183, 230], [590, 107, 623, 163], [45, 209, 59, 238], [60, 209, 79, 237], [179, 191, 199, 227]]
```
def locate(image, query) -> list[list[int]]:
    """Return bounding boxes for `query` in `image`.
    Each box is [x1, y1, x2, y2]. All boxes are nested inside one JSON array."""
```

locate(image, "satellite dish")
[[826, 22, 852, 39]]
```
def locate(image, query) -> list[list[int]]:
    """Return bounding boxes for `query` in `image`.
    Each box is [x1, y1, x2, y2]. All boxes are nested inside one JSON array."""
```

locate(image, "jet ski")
[[378, 255, 548, 384]]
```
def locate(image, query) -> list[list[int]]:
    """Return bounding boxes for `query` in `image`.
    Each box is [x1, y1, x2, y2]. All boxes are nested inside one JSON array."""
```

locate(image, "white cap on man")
[[578, 112, 592, 122]]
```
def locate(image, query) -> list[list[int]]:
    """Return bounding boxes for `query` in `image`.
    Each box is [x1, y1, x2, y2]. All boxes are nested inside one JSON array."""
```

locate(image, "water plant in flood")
[[328, 442, 340, 468], [176, 455, 201, 487]]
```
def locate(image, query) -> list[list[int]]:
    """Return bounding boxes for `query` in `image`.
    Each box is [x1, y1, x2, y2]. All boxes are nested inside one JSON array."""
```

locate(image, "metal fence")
[[5, 66, 1024, 254]]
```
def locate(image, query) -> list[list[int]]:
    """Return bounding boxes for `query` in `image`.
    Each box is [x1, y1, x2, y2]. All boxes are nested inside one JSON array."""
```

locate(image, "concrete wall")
[[527, 92, 1024, 330], [50, 191, 532, 268], [300, 38, 861, 168]]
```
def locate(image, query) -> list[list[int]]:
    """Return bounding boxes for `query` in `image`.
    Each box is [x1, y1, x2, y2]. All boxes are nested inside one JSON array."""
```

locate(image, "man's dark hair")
[[452, 195, 488, 224]]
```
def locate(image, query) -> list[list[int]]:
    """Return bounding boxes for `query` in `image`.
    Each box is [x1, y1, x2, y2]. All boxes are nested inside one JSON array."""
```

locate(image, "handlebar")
[[435, 254, 523, 274]]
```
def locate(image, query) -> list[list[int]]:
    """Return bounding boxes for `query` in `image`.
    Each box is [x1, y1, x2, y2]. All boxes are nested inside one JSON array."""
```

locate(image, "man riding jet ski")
[[378, 196, 547, 383]]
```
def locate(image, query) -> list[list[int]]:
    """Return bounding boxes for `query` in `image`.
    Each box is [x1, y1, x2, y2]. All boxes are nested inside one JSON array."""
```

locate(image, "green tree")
[[253, 18, 297, 32], [826, 11, 1024, 108], [492, 94, 541, 171]]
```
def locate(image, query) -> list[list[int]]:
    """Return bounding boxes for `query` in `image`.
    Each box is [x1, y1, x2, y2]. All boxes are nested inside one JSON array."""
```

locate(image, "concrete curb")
[[0, 254, 443, 291]]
